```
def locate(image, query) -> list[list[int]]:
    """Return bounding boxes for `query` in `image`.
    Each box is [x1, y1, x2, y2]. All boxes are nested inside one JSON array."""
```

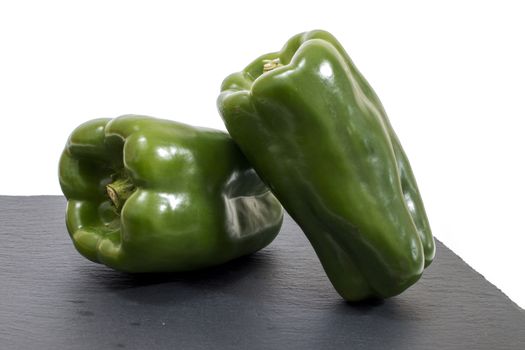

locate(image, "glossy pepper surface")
[[59, 115, 283, 272], [218, 30, 435, 300]]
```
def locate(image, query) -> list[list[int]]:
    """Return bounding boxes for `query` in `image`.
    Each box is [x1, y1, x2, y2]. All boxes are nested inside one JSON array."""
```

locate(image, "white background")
[[1, 1, 523, 308]]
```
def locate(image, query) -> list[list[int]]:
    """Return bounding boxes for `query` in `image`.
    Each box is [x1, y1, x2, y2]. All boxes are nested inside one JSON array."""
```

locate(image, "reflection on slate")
[[0, 196, 523, 349]]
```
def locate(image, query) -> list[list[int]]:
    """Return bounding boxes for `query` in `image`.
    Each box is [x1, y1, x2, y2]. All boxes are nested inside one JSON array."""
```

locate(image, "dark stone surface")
[[0, 196, 523, 349]]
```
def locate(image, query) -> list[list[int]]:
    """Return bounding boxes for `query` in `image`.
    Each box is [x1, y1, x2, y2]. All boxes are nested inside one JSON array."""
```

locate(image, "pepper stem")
[[106, 177, 135, 211], [263, 58, 282, 73]]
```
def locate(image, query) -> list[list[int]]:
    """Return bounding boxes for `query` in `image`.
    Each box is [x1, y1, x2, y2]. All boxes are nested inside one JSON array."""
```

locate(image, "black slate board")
[[0, 196, 523, 349]]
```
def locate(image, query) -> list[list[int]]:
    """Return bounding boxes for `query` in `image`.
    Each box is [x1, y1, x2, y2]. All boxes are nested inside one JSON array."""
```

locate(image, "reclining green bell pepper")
[[59, 115, 283, 272], [218, 30, 435, 300]]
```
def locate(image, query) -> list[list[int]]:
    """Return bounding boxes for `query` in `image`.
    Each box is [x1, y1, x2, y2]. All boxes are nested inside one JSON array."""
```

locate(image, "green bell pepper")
[[58, 115, 284, 272], [218, 30, 435, 300]]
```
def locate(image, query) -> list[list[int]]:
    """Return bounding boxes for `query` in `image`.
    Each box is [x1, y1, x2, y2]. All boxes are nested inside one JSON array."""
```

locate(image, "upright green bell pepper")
[[59, 115, 283, 272], [218, 30, 435, 300]]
